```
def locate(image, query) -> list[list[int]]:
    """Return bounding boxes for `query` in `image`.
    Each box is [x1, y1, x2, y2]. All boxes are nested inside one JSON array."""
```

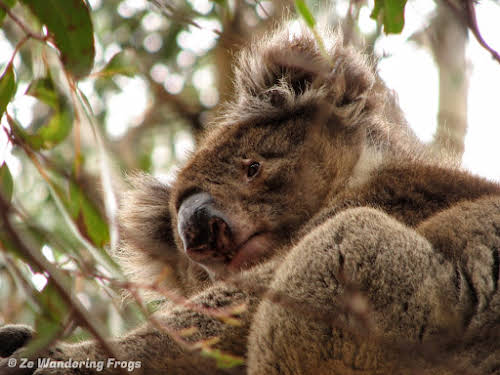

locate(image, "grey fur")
[[1, 24, 500, 375]]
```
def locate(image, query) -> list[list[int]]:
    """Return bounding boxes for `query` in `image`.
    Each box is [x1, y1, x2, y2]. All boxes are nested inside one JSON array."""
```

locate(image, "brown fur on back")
[[63, 23, 500, 375]]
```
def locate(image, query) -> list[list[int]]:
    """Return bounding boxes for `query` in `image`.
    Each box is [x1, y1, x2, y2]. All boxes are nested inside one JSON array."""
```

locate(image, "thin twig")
[[0, 194, 121, 363], [464, 0, 500, 63], [149, 79, 204, 132], [3, 120, 122, 276], [254, 0, 270, 18], [6, 35, 29, 68], [0, 0, 47, 41], [442, 0, 500, 64], [148, 0, 222, 36], [73, 267, 246, 325]]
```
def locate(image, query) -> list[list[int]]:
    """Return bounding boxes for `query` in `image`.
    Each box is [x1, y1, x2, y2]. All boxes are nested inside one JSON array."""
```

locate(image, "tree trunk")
[[429, 2, 469, 161]]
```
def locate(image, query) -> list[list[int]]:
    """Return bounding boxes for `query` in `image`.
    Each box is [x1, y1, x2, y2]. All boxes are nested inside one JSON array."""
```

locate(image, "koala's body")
[[2, 24, 500, 375]]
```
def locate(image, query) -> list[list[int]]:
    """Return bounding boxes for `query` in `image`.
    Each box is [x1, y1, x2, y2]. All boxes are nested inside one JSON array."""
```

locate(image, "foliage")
[[371, 0, 408, 34], [0, 0, 494, 368]]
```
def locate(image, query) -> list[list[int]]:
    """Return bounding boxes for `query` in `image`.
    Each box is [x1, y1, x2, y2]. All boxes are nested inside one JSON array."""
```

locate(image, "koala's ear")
[[0, 324, 34, 357], [233, 24, 376, 119], [117, 173, 176, 261]]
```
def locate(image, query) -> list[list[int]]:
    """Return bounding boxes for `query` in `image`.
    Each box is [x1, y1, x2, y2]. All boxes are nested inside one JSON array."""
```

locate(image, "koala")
[[1, 24, 500, 375]]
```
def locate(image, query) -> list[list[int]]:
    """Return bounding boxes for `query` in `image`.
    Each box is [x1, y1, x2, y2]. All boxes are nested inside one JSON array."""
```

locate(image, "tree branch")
[[463, 0, 500, 63], [442, 0, 500, 64], [0, 194, 122, 363], [149, 79, 204, 133], [0, 0, 46, 41]]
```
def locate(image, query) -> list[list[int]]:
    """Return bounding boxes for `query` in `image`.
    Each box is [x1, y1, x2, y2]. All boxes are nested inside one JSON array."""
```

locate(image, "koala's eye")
[[247, 162, 260, 178]]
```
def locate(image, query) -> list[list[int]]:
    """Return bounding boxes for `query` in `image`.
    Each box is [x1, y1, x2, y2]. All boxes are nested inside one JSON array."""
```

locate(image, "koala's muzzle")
[[177, 192, 233, 260]]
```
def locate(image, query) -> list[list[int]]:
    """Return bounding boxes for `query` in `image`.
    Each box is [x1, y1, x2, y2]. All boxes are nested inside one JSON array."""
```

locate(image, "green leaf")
[[0, 163, 14, 202], [20, 0, 95, 78], [24, 76, 73, 149], [23, 282, 68, 356], [371, 0, 408, 34], [37, 281, 70, 321], [37, 108, 73, 148], [7, 115, 44, 150], [294, 0, 316, 28], [69, 181, 109, 247], [98, 49, 139, 78], [0, 64, 16, 120], [23, 317, 62, 356], [7, 76, 73, 150], [0, 0, 16, 26], [25, 77, 58, 107], [201, 348, 245, 369]]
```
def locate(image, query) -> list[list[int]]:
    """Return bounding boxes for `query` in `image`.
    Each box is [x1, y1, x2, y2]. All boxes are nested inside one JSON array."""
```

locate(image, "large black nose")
[[177, 192, 232, 254]]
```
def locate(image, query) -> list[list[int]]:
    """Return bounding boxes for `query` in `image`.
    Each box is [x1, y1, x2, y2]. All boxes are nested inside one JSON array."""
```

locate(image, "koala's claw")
[[0, 325, 34, 358]]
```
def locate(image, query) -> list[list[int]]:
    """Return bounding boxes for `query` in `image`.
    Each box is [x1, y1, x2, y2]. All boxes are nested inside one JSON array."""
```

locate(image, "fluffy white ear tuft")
[[232, 23, 376, 116]]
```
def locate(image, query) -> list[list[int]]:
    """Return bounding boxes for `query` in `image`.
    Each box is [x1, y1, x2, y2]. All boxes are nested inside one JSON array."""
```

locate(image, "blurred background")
[[0, 0, 499, 350]]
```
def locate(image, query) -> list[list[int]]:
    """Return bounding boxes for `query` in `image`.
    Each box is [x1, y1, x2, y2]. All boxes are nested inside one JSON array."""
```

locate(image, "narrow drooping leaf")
[[0, 0, 16, 26], [23, 317, 62, 356], [98, 49, 139, 78], [77, 89, 119, 251], [23, 282, 69, 356], [294, 0, 316, 28], [20, 0, 95, 78], [69, 181, 110, 248], [43, 174, 120, 274], [0, 64, 16, 120], [371, 0, 408, 34], [201, 347, 245, 369], [0, 163, 14, 202], [38, 281, 70, 321]]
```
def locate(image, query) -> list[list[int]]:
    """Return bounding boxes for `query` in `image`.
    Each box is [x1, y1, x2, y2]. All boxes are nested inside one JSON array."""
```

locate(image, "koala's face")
[[171, 117, 341, 278], [168, 26, 373, 278]]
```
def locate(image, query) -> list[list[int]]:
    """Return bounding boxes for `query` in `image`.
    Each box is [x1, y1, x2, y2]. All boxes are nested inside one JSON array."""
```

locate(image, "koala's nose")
[[177, 192, 233, 254]]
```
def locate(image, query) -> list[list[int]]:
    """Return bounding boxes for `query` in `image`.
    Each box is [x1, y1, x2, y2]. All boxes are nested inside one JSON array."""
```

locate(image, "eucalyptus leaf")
[[371, 0, 408, 34], [0, 163, 14, 202], [7, 115, 44, 150], [24, 76, 74, 149], [20, 0, 95, 78], [201, 348, 245, 369], [0, 0, 16, 26], [294, 0, 316, 28], [0, 64, 16, 120], [22, 282, 68, 356], [23, 317, 62, 357], [69, 181, 110, 247], [25, 77, 58, 107], [37, 281, 70, 321], [99, 49, 139, 78]]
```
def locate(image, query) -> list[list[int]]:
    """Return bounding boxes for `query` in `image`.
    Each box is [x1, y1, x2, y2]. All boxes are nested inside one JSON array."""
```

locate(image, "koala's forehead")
[[173, 118, 307, 202], [198, 119, 307, 159]]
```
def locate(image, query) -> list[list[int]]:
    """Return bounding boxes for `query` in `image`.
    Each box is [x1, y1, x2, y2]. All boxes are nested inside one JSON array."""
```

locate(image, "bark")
[[429, 3, 469, 161]]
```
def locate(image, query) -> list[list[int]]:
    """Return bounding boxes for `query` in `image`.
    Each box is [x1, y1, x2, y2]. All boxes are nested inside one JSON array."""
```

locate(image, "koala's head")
[[169, 25, 406, 279]]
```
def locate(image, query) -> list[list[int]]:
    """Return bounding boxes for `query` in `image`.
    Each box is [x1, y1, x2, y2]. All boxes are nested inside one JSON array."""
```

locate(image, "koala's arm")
[[248, 197, 500, 374], [0, 259, 278, 375], [0, 278, 264, 375], [52, 286, 251, 375]]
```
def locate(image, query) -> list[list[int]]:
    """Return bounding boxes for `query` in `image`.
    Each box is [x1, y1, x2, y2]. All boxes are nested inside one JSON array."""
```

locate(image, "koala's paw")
[[0, 325, 34, 357]]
